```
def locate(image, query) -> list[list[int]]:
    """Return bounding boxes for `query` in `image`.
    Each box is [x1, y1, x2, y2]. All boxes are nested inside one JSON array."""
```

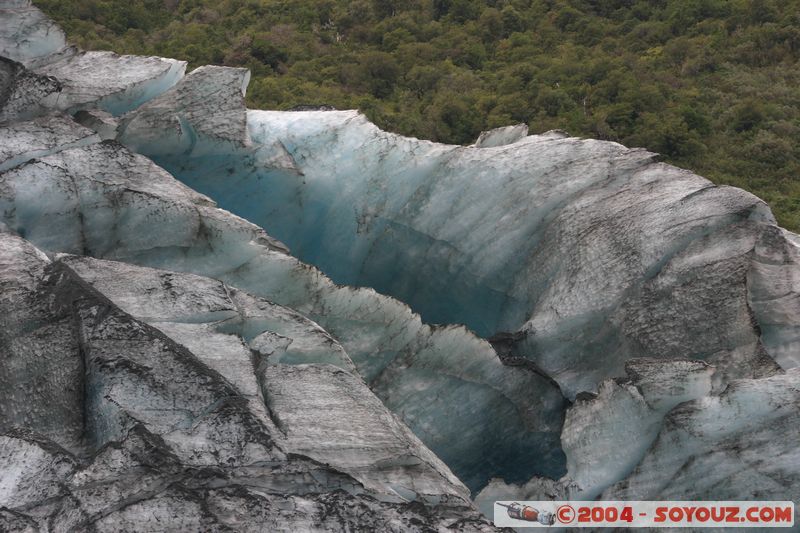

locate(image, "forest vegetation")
[[35, 0, 800, 230]]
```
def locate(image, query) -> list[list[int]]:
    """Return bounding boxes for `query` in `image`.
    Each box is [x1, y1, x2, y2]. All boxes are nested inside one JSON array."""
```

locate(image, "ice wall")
[[117, 66, 799, 399]]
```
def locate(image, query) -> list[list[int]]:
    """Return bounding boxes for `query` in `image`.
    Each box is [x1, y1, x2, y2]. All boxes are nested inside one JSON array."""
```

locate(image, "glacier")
[[1, 2, 800, 531], [113, 63, 798, 400]]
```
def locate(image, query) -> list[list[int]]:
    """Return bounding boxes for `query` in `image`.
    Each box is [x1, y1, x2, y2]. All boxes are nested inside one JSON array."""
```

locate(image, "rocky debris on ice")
[[0, 231, 496, 530], [0, 56, 61, 123]]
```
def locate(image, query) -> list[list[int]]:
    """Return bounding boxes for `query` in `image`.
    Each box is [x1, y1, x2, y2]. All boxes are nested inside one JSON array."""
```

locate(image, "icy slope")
[[116, 64, 799, 399], [0, 114, 566, 492], [0, 230, 496, 530]]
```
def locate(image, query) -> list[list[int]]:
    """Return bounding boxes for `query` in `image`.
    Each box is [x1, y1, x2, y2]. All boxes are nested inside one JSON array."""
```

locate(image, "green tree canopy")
[[35, 0, 800, 230]]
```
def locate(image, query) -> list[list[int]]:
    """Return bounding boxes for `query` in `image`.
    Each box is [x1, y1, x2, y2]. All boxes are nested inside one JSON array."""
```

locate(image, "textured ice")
[[262, 363, 469, 501], [119, 65, 250, 154], [0, 232, 84, 451], [0, 1, 68, 68], [0, 3, 185, 118], [0, 118, 566, 493], [0, 113, 98, 171], [560, 359, 714, 500], [112, 67, 800, 401], [3, 4, 800, 526], [0, 57, 61, 123], [604, 368, 800, 501], [748, 225, 800, 368], [72, 109, 118, 140], [61, 254, 357, 376], [0, 233, 496, 530], [472, 123, 529, 148], [36, 51, 186, 115], [476, 360, 800, 516], [62, 255, 472, 503]]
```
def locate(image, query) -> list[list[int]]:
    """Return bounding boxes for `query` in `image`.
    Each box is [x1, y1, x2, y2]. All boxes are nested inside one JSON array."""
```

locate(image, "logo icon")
[[497, 502, 556, 525]]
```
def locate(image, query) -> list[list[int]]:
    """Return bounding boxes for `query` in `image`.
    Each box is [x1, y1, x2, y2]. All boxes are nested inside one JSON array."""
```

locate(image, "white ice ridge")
[[115, 64, 799, 398]]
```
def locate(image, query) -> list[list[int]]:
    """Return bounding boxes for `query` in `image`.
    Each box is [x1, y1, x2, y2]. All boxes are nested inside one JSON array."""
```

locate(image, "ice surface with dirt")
[[1, 3, 800, 531]]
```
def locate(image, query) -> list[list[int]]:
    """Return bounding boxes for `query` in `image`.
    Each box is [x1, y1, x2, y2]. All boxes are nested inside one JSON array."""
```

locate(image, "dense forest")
[[35, 0, 800, 230]]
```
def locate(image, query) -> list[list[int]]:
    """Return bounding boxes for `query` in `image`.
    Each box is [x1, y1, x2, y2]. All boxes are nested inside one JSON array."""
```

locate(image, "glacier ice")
[[0, 4, 185, 120], [475, 359, 799, 518], [0, 57, 61, 123], [36, 51, 186, 116], [472, 123, 529, 148], [560, 358, 714, 501], [0, 230, 496, 530], [117, 63, 798, 399], [0, 1, 68, 68], [118, 65, 251, 154], [604, 368, 800, 501], [0, 233, 84, 451], [0, 115, 566, 493], [748, 224, 800, 369], [2, 3, 800, 529], [0, 113, 99, 171], [62, 254, 470, 504]]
